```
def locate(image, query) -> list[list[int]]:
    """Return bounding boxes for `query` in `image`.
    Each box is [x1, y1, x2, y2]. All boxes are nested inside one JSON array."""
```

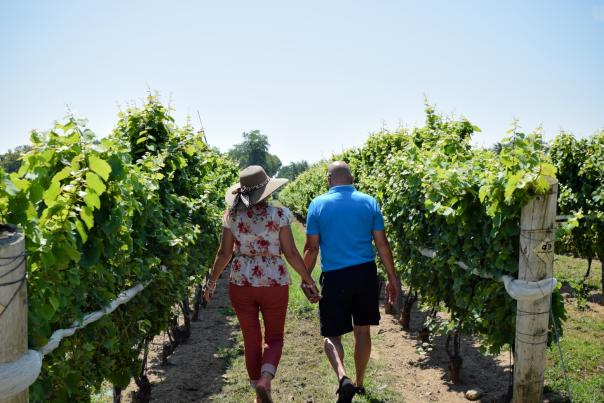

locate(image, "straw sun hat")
[[225, 166, 288, 209]]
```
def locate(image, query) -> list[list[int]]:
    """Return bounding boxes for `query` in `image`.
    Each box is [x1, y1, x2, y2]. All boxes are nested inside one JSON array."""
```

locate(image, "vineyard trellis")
[[0, 228, 152, 400], [0, 101, 591, 402], [280, 106, 569, 401], [550, 131, 604, 303], [0, 96, 238, 402]]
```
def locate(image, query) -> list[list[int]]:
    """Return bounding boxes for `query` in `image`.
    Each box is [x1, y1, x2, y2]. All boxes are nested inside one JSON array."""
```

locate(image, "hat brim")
[[225, 178, 289, 208]]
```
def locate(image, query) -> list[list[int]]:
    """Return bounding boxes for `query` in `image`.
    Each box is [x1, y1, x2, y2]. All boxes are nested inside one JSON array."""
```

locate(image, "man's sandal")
[[336, 376, 356, 403]]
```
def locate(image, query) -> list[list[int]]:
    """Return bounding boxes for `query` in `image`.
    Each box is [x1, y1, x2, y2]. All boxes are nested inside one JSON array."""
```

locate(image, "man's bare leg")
[[324, 336, 347, 381], [353, 325, 371, 387]]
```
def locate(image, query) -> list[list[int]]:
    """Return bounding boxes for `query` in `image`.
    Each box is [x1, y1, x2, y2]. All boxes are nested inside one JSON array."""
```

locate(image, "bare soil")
[[123, 276, 241, 402], [370, 309, 511, 403], [122, 276, 517, 402]]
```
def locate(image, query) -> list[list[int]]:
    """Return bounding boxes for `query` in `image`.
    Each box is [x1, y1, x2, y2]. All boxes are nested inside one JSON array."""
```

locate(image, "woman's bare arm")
[[279, 225, 316, 285], [203, 228, 234, 302]]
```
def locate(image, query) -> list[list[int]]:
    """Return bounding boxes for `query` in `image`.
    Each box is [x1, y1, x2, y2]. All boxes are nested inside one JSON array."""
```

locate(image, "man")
[[303, 161, 400, 403]]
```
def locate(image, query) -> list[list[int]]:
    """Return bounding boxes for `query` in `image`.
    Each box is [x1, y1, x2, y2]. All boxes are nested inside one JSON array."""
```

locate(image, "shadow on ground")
[[400, 301, 513, 403], [131, 277, 242, 402], [587, 293, 602, 305]]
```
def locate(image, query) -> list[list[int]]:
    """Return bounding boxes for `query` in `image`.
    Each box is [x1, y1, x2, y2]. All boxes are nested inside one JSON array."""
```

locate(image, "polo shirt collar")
[[328, 185, 355, 193]]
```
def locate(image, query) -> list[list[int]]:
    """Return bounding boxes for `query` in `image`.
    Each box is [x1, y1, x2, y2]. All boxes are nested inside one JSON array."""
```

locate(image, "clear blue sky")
[[1, 1, 603, 164]]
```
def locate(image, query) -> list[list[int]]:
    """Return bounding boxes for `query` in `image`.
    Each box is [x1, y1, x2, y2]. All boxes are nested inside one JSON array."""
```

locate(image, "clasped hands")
[[300, 280, 320, 303]]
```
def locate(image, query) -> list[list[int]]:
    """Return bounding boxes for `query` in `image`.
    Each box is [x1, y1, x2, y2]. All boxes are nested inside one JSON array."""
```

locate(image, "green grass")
[[545, 303, 604, 402], [543, 256, 604, 402], [286, 219, 321, 317], [554, 254, 602, 292]]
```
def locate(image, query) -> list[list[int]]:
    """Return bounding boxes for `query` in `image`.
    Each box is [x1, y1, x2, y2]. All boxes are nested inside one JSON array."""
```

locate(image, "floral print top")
[[223, 203, 293, 287]]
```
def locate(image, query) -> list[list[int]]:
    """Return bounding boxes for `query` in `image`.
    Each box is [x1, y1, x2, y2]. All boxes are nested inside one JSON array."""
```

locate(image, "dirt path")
[[111, 216, 601, 402], [371, 308, 511, 402], [118, 218, 516, 402], [123, 280, 512, 402], [123, 276, 242, 402]]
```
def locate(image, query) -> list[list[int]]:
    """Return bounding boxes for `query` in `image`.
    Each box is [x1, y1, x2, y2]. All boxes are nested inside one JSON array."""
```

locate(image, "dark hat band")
[[233, 177, 270, 195], [231, 177, 271, 208]]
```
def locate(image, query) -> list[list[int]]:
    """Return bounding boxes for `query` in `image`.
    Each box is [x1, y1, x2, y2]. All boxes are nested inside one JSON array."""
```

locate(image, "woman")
[[204, 165, 319, 403]]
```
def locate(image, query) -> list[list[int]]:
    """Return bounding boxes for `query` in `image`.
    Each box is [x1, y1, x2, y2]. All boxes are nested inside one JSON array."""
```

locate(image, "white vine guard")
[[418, 247, 557, 301]]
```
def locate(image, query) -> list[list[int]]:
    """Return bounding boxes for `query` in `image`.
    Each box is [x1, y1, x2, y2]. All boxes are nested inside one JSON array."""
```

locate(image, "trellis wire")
[[0, 281, 150, 399], [549, 309, 573, 402], [416, 246, 557, 301]]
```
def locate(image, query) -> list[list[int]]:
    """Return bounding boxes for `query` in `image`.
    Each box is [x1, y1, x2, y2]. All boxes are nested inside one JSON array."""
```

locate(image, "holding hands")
[[301, 278, 320, 303]]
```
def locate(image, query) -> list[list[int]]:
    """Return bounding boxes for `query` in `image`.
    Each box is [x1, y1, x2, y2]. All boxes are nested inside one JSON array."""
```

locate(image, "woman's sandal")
[[256, 377, 273, 403], [355, 386, 366, 395], [336, 376, 356, 403]]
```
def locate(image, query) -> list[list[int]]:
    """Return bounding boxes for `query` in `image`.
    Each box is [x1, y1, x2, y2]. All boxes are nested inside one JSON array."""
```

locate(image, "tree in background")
[[266, 154, 282, 177], [228, 130, 282, 176], [0, 145, 32, 173], [278, 160, 309, 181]]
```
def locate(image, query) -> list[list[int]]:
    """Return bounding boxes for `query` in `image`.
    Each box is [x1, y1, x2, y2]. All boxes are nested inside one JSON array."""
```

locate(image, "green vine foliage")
[[278, 162, 328, 221], [0, 169, 11, 218], [2, 96, 237, 401], [551, 132, 604, 257], [551, 130, 604, 294], [279, 106, 566, 354]]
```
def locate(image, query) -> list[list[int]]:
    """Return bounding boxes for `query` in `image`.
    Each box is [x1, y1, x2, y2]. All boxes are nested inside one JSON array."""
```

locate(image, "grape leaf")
[[89, 155, 112, 181], [86, 172, 106, 195]]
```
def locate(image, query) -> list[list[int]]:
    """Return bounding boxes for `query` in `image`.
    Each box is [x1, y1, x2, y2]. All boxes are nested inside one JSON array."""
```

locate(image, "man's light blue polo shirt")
[[306, 185, 385, 271]]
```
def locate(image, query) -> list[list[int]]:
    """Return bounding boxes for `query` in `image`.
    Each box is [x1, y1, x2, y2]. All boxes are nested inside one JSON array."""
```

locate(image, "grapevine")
[[279, 106, 566, 374], [0, 96, 237, 401]]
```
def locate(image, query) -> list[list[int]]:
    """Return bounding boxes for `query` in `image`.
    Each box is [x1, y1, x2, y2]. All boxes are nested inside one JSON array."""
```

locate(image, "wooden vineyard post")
[[513, 180, 557, 403], [0, 225, 28, 403]]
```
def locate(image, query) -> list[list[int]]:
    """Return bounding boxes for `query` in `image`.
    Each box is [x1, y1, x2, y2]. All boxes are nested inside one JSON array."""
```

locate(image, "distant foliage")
[[278, 160, 309, 181], [0, 144, 32, 173], [551, 131, 604, 259], [228, 130, 282, 176], [278, 161, 328, 221], [0, 96, 238, 401]]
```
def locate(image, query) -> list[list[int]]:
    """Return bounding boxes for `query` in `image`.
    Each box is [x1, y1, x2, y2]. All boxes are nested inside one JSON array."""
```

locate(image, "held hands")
[[301, 279, 321, 303], [386, 274, 400, 306]]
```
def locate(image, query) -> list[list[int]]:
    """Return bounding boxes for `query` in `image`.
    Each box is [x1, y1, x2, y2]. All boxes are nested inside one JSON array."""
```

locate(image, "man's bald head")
[[327, 161, 354, 186]]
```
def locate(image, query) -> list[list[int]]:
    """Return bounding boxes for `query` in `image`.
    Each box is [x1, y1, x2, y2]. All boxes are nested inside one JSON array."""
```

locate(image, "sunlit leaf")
[[43, 181, 61, 206], [75, 219, 88, 243], [86, 172, 106, 195], [88, 155, 112, 181], [80, 205, 94, 229], [83, 191, 101, 210]]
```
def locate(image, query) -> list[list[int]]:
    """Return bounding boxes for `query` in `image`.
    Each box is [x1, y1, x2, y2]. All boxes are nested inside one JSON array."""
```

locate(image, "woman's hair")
[[227, 199, 269, 219]]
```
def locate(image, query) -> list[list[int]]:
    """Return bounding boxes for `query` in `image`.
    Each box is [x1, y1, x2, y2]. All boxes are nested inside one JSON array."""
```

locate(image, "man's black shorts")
[[319, 261, 381, 337]]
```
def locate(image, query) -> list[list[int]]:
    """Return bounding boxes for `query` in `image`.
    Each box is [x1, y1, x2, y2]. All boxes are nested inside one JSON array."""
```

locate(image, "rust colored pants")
[[229, 283, 289, 381]]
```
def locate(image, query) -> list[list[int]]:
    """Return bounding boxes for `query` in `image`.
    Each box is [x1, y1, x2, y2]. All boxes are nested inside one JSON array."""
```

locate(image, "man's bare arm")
[[303, 234, 320, 275], [372, 230, 396, 278], [373, 230, 400, 304]]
